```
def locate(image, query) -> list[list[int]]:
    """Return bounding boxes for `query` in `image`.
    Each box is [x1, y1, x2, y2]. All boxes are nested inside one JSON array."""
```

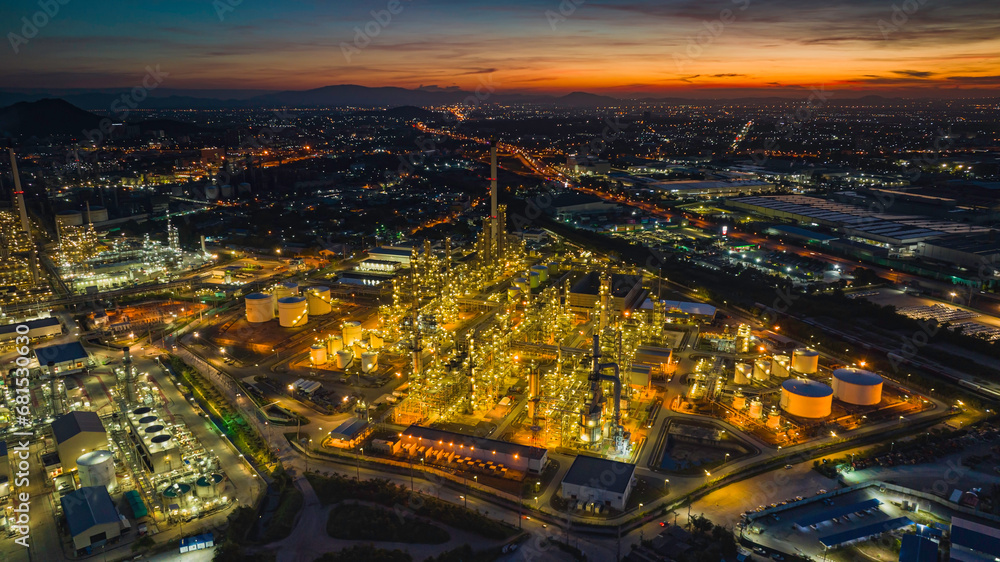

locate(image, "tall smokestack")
[[489, 141, 498, 224], [48, 361, 64, 415]]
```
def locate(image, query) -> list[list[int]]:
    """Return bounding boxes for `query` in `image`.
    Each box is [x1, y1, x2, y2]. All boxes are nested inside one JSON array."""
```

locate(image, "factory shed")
[[61, 486, 122, 552], [399, 425, 548, 474], [819, 517, 914, 548], [291, 378, 322, 395], [34, 341, 89, 374], [793, 498, 881, 529], [0, 317, 61, 343], [899, 534, 938, 562], [52, 411, 107, 471], [327, 418, 372, 449], [560, 455, 636, 511], [951, 517, 1000, 562]]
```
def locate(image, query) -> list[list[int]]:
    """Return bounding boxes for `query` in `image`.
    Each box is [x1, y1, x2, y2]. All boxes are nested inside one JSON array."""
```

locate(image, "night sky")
[[2, 0, 999, 97]]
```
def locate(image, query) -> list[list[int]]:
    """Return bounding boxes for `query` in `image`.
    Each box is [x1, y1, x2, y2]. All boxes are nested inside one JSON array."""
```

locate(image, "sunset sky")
[[2, 0, 999, 97]]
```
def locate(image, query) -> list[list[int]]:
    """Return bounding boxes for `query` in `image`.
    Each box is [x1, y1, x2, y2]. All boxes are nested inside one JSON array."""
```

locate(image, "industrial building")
[[327, 418, 372, 449], [779, 379, 833, 418], [547, 192, 621, 222], [61, 485, 122, 553], [560, 455, 637, 511], [396, 425, 548, 475], [126, 406, 180, 473], [0, 317, 61, 344], [832, 368, 884, 406], [52, 411, 108, 472], [34, 341, 90, 375], [951, 517, 1000, 562]]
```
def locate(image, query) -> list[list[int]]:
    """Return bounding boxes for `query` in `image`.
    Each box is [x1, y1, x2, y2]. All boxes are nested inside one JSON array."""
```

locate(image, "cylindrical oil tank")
[[196, 476, 216, 498], [780, 379, 833, 418], [335, 350, 353, 369], [327, 335, 343, 354], [772, 355, 791, 378], [361, 351, 378, 373], [245, 293, 274, 323], [221, 184, 233, 198], [205, 185, 219, 200], [791, 349, 820, 374], [56, 210, 84, 227], [310, 344, 327, 365], [514, 278, 529, 293], [832, 368, 883, 406], [547, 262, 560, 276], [748, 398, 763, 418], [368, 332, 384, 349], [342, 321, 362, 346], [732, 391, 746, 410], [734, 363, 752, 385], [77, 450, 117, 490], [530, 265, 548, 283], [273, 281, 299, 303], [86, 205, 109, 223], [508, 287, 521, 301], [277, 296, 308, 327], [352, 343, 365, 358], [528, 272, 540, 288], [753, 359, 771, 381], [766, 408, 781, 429], [307, 286, 332, 315]]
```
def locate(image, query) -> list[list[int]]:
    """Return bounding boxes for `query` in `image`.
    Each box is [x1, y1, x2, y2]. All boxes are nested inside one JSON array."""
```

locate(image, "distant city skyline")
[[2, 0, 999, 97]]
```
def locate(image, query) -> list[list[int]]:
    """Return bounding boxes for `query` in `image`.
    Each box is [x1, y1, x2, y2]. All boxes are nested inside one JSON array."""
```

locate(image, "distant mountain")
[[251, 85, 474, 107], [554, 92, 621, 107], [0, 98, 102, 138]]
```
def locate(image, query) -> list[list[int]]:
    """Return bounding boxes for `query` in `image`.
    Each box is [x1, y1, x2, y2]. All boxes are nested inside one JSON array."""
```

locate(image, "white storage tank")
[[772, 355, 791, 378], [753, 359, 771, 381], [780, 379, 833, 418], [327, 335, 343, 354], [310, 344, 327, 365], [86, 205, 109, 223], [56, 210, 84, 227], [732, 391, 746, 410], [530, 265, 549, 283], [368, 332, 384, 349], [274, 281, 299, 302], [342, 321, 362, 346], [77, 450, 117, 491], [245, 293, 274, 323], [307, 286, 332, 315], [205, 185, 219, 200], [734, 362, 752, 385], [832, 368, 883, 406], [791, 349, 820, 374], [335, 350, 353, 369], [361, 352, 378, 373], [277, 296, 308, 327], [748, 398, 763, 418], [766, 408, 781, 429], [352, 343, 365, 358]]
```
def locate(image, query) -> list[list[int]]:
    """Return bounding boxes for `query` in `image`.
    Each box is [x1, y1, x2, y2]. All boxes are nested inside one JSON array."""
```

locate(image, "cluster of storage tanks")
[[778, 367, 884, 419], [245, 283, 333, 327], [308, 321, 382, 373], [512, 263, 558, 296], [732, 391, 783, 429], [204, 183, 250, 200], [733, 348, 885, 420]]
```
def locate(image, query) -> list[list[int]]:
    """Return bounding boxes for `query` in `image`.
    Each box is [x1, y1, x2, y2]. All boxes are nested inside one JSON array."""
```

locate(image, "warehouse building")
[[62, 486, 122, 553], [951, 517, 1000, 562], [397, 425, 548, 475], [560, 455, 636, 511], [34, 341, 89, 375], [52, 411, 108, 472], [0, 317, 62, 344]]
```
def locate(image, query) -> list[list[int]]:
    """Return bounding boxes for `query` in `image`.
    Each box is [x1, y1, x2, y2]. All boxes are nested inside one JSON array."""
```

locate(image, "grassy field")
[[326, 503, 450, 544]]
